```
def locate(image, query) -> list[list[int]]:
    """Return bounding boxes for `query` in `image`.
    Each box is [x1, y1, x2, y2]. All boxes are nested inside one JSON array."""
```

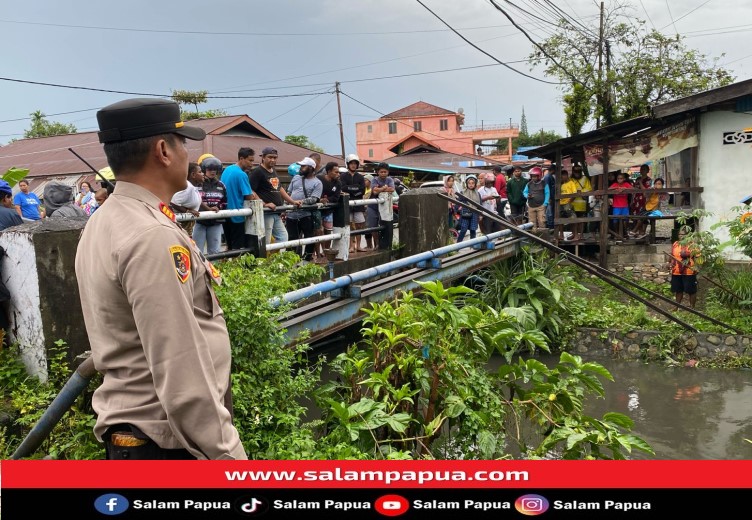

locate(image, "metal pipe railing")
[[175, 199, 381, 222], [266, 232, 344, 251], [271, 223, 533, 306]]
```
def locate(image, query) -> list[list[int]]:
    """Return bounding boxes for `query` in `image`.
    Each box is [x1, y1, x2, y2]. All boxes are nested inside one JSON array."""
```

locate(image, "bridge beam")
[[280, 236, 525, 347]]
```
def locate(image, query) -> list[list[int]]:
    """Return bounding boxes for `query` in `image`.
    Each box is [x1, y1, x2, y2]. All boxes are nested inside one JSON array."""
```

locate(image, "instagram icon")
[[515, 494, 549, 516]]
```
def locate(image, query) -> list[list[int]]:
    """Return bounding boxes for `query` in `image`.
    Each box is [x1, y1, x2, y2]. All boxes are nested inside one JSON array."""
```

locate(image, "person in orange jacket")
[[669, 227, 701, 308]]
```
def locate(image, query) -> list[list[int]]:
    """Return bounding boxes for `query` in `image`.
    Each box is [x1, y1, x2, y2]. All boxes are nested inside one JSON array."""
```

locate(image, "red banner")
[[3, 460, 751, 489]]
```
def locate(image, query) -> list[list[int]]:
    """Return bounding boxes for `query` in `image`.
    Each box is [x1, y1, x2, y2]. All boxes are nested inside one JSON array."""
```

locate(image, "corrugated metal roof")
[[381, 101, 456, 120], [373, 149, 509, 176], [0, 117, 339, 180]]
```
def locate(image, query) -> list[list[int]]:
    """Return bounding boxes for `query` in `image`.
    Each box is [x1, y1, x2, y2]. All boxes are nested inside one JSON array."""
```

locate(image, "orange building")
[[356, 101, 519, 161]]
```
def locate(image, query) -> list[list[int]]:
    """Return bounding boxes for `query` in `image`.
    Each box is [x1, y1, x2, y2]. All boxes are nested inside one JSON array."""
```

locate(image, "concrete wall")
[[698, 110, 752, 260], [0, 218, 89, 381], [573, 328, 752, 362]]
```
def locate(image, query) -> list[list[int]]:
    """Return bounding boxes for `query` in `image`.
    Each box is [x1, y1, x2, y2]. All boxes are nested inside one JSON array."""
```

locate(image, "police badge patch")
[[170, 245, 191, 283]]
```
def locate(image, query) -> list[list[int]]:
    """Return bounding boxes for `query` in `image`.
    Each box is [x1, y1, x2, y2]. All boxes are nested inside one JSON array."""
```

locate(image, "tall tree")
[[527, 1, 734, 134], [170, 89, 231, 121], [171, 89, 209, 113], [519, 106, 528, 137], [284, 135, 325, 153], [23, 111, 77, 138]]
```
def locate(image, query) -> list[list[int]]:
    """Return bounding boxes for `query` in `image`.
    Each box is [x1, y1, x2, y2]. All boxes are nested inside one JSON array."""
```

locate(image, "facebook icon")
[[94, 494, 130, 515]]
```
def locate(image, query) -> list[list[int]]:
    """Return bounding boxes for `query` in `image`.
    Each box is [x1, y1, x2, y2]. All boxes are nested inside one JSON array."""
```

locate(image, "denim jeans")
[[192, 222, 223, 255], [264, 213, 288, 245]]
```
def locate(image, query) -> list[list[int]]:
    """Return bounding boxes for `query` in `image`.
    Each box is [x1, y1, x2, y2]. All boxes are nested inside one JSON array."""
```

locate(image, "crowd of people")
[[0, 178, 110, 232], [438, 161, 681, 246], [161, 149, 395, 260]]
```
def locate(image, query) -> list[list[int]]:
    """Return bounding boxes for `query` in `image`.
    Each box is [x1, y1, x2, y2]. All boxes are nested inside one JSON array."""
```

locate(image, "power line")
[[265, 93, 330, 123], [660, 0, 714, 31], [0, 76, 332, 99], [638, 0, 657, 31], [288, 97, 336, 135], [0, 18, 541, 37], [0, 107, 100, 124], [414, 0, 560, 85], [209, 30, 523, 94], [486, 0, 580, 85], [211, 62, 530, 96], [0, 77, 169, 97], [664, 0, 678, 34]]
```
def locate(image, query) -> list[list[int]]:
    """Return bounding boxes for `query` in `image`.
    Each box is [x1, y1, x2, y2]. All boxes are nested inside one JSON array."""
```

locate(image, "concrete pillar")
[[0, 218, 89, 382], [398, 188, 449, 257]]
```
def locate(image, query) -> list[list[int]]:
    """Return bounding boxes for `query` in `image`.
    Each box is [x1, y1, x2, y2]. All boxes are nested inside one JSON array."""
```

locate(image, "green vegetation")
[[0, 341, 102, 459], [1, 250, 654, 460], [22, 110, 76, 139], [283, 135, 325, 153], [170, 89, 228, 120], [315, 281, 651, 460], [528, 2, 734, 132]]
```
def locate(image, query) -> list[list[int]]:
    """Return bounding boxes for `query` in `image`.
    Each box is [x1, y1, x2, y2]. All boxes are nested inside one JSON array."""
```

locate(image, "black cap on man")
[[97, 98, 205, 144]]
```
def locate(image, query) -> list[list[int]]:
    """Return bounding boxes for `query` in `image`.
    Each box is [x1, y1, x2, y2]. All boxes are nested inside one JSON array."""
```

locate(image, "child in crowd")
[[609, 172, 632, 237], [646, 178, 669, 215], [456, 175, 481, 243], [630, 175, 652, 238]]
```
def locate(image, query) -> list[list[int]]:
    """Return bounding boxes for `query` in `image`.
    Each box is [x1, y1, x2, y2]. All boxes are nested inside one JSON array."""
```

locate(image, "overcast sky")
[[2, 0, 751, 157]]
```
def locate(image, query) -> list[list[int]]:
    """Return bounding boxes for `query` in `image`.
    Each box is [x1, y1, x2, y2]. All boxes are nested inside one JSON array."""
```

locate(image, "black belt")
[[104, 424, 196, 460]]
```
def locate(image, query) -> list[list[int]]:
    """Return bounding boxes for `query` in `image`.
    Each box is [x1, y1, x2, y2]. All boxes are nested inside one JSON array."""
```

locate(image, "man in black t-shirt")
[[340, 154, 367, 252], [249, 147, 299, 244], [317, 162, 342, 253]]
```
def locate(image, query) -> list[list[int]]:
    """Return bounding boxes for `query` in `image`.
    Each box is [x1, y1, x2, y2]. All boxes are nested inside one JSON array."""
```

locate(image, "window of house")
[[440, 119, 448, 131], [367, 125, 372, 133], [388, 122, 397, 134], [368, 148, 374, 158], [414, 121, 422, 132]]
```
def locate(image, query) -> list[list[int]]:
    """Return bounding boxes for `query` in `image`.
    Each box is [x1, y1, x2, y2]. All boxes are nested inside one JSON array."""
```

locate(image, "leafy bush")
[[478, 247, 587, 348], [0, 341, 102, 459], [213, 253, 329, 459], [315, 281, 648, 460]]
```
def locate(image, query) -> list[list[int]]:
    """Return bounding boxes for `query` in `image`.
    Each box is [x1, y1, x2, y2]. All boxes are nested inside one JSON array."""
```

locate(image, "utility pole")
[[604, 40, 613, 125], [596, 1, 604, 129], [335, 82, 346, 160]]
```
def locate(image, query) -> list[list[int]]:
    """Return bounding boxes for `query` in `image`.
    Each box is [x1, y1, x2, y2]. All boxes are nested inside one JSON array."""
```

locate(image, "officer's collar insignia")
[[208, 261, 221, 283], [159, 203, 176, 222], [170, 245, 190, 283]]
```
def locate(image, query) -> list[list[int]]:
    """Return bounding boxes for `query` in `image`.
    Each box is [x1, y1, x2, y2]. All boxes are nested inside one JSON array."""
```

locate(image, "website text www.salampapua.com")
[[225, 469, 529, 486]]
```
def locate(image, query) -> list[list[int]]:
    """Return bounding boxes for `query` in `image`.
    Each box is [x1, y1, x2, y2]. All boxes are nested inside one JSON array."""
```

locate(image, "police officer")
[[75, 98, 247, 460]]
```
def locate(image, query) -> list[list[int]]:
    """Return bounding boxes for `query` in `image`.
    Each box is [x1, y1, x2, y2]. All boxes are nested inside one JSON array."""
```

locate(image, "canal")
[[573, 357, 752, 460], [315, 341, 752, 460]]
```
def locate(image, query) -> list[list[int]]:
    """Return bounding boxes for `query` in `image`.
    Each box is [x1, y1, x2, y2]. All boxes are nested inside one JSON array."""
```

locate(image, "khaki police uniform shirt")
[[75, 181, 247, 460]]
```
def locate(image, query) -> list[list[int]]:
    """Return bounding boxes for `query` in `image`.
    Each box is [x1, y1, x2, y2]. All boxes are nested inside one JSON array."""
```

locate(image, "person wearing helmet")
[[194, 157, 227, 255], [340, 154, 368, 252], [522, 166, 549, 232], [0, 180, 23, 231], [455, 174, 481, 244]]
